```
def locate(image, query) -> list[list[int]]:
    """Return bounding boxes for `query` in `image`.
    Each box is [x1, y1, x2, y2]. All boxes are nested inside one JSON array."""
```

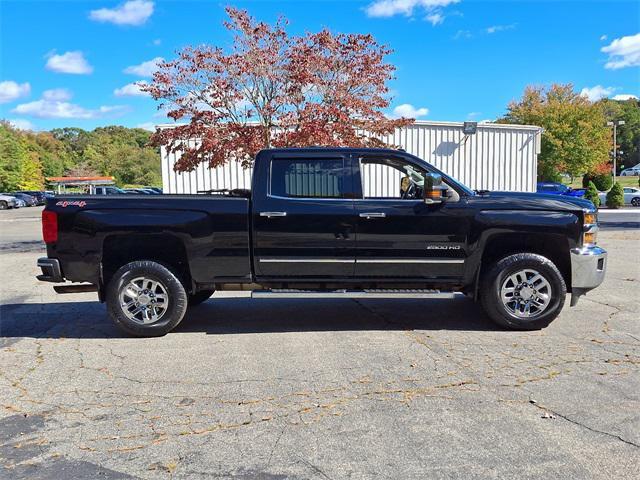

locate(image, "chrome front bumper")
[[570, 246, 607, 290]]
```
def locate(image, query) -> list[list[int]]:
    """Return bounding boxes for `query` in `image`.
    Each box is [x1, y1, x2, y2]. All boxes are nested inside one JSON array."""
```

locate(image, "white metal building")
[[160, 121, 542, 194]]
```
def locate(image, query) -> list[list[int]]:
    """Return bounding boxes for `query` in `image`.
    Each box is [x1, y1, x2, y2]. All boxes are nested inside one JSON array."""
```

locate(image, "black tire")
[[0, 201, 7, 210], [480, 253, 566, 330], [106, 260, 188, 337], [631, 197, 640, 207], [188, 289, 215, 306]]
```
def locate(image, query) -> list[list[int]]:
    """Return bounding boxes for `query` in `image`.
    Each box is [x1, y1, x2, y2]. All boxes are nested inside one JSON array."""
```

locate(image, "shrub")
[[582, 172, 613, 191], [584, 181, 600, 208], [606, 182, 624, 209]]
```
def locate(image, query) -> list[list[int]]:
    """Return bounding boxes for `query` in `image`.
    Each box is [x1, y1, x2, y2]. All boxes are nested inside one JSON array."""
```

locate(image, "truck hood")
[[467, 191, 595, 212]]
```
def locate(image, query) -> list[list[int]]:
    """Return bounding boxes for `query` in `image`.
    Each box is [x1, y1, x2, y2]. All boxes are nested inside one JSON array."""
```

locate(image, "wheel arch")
[[477, 232, 572, 293], [101, 234, 193, 296]]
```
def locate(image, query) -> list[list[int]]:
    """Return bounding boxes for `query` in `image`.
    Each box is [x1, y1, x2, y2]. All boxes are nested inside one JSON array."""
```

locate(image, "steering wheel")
[[402, 178, 417, 199]]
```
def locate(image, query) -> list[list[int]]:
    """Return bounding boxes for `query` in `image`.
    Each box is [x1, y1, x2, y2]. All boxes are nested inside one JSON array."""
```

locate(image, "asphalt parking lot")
[[1, 206, 639, 479]]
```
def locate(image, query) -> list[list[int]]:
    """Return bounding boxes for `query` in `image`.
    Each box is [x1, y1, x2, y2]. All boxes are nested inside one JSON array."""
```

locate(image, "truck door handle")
[[359, 212, 386, 219], [260, 211, 287, 218]]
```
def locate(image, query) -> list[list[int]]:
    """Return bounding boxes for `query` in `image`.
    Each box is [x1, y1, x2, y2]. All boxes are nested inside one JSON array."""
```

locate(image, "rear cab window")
[[269, 158, 347, 199]]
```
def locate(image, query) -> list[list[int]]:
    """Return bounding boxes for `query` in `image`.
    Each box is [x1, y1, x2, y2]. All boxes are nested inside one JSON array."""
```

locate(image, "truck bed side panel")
[[46, 195, 251, 285]]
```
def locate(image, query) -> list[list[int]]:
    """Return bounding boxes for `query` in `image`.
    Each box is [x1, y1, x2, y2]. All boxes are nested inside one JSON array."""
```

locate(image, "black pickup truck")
[[37, 148, 607, 336]]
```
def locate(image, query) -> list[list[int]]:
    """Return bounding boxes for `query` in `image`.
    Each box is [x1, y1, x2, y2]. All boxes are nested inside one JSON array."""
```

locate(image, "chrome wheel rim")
[[500, 269, 552, 319], [119, 277, 169, 324]]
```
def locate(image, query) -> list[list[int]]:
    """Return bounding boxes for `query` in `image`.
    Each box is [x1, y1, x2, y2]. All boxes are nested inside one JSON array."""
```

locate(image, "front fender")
[[463, 210, 582, 286]]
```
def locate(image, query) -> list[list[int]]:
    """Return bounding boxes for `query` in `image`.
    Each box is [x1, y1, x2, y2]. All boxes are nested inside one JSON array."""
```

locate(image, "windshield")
[[403, 152, 475, 196]]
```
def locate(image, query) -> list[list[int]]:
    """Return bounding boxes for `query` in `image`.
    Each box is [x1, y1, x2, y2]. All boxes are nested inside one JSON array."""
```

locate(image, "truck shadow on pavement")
[[0, 296, 501, 341]]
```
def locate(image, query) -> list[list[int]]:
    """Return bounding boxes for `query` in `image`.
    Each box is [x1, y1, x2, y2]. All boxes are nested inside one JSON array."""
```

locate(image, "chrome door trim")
[[259, 258, 356, 263], [356, 258, 465, 264], [259, 258, 463, 264]]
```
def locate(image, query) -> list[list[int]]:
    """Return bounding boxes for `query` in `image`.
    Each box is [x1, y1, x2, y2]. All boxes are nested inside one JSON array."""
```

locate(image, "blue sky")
[[1, 0, 639, 132]]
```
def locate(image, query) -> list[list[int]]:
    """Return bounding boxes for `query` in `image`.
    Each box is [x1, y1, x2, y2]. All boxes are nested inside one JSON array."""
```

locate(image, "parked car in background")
[[0, 194, 18, 210], [598, 187, 640, 207], [536, 182, 585, 198], [145, 187, 163, 194], [123, 188, 153, 194], [620, 166, 640, 176], [10, 192, 38, 207], [16, 190, 47, 205], [4, 195, 25, 208], [94, 186, 127, 195]]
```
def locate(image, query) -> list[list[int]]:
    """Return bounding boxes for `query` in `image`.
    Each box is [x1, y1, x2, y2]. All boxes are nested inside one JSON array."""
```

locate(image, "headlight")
[[583, 211, 598, 246]]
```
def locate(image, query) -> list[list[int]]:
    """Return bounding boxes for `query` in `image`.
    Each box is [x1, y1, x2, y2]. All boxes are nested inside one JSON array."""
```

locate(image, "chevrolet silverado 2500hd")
[[36, 148, 607, 336]]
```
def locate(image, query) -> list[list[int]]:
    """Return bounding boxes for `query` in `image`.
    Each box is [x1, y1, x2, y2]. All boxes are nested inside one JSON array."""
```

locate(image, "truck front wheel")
[[480, 253, 566, 330], [106, 260, 188, 337]]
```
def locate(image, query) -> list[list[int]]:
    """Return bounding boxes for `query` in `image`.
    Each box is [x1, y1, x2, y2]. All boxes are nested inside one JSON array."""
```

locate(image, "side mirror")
[[424, 173, 447, 204]]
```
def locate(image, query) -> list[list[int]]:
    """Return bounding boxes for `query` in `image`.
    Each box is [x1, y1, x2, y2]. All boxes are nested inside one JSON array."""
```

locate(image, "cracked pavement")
[[0, 207, 638, 479]]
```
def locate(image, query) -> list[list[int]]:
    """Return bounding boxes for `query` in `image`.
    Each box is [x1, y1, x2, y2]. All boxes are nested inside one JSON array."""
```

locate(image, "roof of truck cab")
[[259, 147, 403, 155]]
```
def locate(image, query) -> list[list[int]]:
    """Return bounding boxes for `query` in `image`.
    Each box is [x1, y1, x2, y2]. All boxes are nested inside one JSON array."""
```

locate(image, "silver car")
[[620, 167, 640, 176], [0, 194, 18, 210], [599, 187, 640, 207]]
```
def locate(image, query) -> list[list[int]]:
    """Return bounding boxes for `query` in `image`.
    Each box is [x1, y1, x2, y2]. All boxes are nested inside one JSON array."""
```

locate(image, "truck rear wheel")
[[106, 260, 188, 337], [480, 253, 566, 330]]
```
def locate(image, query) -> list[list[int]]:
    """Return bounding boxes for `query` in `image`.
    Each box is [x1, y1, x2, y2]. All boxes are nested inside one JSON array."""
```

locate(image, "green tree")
[[0, 123, 27, 191], [1, 122, 162, 189], [606, 182, 624, 209], [17, 153, 44, 190], [582, 172, 613, 191], [500, 84, 610, 181], [598, 98, 640, 173], [584, 181, 600, 208]]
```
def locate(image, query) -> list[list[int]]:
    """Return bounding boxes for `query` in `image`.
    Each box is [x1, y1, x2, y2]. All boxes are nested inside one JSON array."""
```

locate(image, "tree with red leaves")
[[143, 7, 412, 172]]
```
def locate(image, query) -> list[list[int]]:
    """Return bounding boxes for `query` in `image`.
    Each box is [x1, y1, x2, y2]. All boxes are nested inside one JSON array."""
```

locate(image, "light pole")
[[607, 120, 625, 182]]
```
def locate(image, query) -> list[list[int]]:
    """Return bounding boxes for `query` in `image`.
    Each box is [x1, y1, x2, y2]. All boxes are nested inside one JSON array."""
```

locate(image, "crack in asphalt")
[[531, 402, 640, 449]]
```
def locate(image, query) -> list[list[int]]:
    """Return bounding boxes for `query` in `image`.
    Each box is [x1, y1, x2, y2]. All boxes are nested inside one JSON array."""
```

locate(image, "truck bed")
[[46, 194, 251, 286]]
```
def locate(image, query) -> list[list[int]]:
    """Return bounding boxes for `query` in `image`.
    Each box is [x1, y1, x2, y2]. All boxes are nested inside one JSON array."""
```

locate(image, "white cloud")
[[425, 13, 444, 25], [365, 0, 459, 19], [152, 38, 161, 46], [8, 119, 35, 131], [0, 81, 31, 104], [124, 57, 163, 76], [600, 34, 607, 41], [12, 89, 127, 119], [601, 32, 640, 69], [580, 85, 615, 102], [390, 103, 429, 118], [453, 30, 472, 40], [136, 122, 156, 131], [612, 94, 638, 101], [45, 51, 93, 74], [89, 0, 154, 26], [42, 88, 72, 102], [114, 81, 150, 97], [486, 24, 516, 34]]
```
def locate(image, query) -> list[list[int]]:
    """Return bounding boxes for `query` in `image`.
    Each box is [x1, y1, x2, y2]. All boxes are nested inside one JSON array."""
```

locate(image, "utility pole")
[[607, 120, 625, 183]]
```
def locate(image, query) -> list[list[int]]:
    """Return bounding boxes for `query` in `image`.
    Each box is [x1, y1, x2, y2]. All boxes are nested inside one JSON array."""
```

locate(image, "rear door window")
[[270, 158, 346, 199]]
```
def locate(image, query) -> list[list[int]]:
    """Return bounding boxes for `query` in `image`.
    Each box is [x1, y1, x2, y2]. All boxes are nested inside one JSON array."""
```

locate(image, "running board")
[[251, 289, 458, 299], [53, 284, 98, 294]]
